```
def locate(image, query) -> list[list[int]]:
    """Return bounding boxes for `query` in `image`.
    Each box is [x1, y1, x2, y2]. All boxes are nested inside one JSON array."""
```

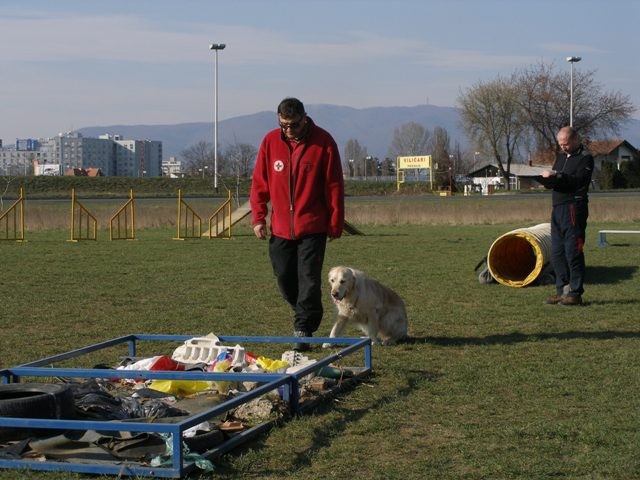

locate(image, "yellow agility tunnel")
[[487, 223, 552, 288]]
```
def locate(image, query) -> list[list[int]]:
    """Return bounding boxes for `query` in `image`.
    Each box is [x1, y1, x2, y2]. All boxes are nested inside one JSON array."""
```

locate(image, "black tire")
[[0, 383, 75, 441], [0, 383, 74, 419]]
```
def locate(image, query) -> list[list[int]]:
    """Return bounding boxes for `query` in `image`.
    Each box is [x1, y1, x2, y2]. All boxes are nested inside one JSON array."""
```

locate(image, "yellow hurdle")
[[110, 189, 136, 240], [173, 189, 202, 240], [68, 188, 98, 242], [207, 190, 233, 239], [0, 187, 26, 242]]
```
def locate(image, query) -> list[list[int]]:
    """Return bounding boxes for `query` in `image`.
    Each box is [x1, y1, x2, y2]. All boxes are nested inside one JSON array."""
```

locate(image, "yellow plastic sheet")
[[148, 379, 212, 396]]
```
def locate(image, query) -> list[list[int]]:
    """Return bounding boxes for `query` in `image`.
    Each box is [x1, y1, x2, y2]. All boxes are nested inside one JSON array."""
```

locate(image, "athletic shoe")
[[293, 330, 311, 352]]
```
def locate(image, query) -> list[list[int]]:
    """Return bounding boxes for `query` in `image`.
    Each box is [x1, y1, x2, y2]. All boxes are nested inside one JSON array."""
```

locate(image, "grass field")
[[1, 194, 639, 479]]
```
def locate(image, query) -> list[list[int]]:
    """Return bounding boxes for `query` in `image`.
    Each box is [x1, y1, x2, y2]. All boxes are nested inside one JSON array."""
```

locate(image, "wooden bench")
[[598, 230, 640, 247]]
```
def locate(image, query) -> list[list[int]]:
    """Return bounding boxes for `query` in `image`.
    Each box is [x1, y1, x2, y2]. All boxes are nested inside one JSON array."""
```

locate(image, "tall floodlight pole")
[[566, 56, 581, 127], [210, 43, 226, 192]]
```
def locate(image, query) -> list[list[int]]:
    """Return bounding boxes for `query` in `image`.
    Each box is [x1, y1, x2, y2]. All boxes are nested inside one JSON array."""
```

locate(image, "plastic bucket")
[[487, 223, 551, 288]]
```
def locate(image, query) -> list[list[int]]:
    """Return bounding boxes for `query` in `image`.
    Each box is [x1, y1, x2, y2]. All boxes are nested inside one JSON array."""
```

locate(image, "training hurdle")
[[206, 190, 233, 239], [176, 190, 250, 240], [0, 187, 26, 242], [598, 229, 640, 247], [173, 189, 202, 240], [68, 188, 97, 242], [110, 189, 136, 240]]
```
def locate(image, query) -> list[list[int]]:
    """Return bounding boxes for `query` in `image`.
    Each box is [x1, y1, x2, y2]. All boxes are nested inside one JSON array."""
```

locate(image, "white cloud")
[[0, 13, 538, 73], [539, 43, 608, 55]]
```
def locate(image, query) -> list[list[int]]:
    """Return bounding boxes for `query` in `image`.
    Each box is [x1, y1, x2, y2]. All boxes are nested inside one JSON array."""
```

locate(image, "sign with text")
[[397, 155, 431, 169]]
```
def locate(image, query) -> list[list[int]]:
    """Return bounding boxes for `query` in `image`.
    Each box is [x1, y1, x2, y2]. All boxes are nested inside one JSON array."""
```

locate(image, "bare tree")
[[0, 176, 17, 211], [181, 141, 213, 176], [430, 126, 451, 166], [458, 76, 526, 189], [343, 139, 367, 177], [515, 61, 635, 152], [223, 141, 256, 178], [221, 140, 257, 201], [388, 122, 431, 158]]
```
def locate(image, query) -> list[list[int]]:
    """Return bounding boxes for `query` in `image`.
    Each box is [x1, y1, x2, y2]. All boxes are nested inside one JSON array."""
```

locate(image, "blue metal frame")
[[0, 334, 372, 478]]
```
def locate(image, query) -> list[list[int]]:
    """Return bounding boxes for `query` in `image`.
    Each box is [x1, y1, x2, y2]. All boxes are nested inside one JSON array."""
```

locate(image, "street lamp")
[[202, 165, 208, 178], [449, 154, 455, 195], [209, 43, 226, 192], [364, 155, 372, 180], [566, 56, 582, 127]]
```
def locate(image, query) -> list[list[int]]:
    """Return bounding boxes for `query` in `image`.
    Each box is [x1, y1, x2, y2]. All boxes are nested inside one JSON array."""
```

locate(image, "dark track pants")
[[268, 233, 327, 334], [550, 201, 588, 297]]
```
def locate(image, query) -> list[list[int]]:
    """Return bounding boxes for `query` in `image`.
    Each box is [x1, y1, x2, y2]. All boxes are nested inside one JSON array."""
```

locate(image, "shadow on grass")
[[587, 265, 638, 284], [217, 369, 439, 476], [408, 329, 640, 347], [287, 369, 439, 472], [341, 233, 410, 237]]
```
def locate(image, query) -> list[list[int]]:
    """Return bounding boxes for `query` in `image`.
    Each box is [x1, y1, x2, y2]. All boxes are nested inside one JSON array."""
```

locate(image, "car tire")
[[0, 383, 75, 441]]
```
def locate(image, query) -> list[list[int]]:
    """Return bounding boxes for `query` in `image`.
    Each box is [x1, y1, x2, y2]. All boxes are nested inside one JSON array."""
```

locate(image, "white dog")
[[323, 266, 408, 347]]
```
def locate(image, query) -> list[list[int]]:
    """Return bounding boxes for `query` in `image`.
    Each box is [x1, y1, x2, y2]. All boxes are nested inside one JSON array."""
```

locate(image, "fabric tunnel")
[[487, 223, 552, 288]]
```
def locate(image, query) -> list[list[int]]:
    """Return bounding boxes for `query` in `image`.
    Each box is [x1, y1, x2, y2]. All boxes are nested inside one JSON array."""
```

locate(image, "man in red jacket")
[[250, 97, 345, 351]]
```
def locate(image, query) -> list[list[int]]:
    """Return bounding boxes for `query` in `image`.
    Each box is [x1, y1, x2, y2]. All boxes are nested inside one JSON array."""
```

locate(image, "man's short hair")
[[277, 98, 305, 118]]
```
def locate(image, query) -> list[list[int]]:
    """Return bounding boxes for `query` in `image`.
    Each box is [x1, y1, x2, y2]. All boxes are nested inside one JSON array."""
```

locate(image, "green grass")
[[1, 216, 639, 479]]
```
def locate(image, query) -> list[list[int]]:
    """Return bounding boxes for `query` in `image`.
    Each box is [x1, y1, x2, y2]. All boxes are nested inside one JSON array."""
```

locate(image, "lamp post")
[[209, 43, 226, 192], [566, 56, 581, 127], [364, 155, 372, 180], [449, 154, 455, 195], [202, 165, 208, 179]]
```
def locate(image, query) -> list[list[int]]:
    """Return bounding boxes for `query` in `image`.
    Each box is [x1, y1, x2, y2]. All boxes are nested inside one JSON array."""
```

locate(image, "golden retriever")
[[324, 266, 408, 347]]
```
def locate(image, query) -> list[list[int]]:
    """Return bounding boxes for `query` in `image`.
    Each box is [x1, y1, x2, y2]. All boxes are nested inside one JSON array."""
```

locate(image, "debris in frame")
[[0, 333, 372, 478]]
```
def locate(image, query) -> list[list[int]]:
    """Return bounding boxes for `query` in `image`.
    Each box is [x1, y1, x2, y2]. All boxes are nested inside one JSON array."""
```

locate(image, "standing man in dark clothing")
[[540, 126, 594, 306], [250, 97, 345, 350]]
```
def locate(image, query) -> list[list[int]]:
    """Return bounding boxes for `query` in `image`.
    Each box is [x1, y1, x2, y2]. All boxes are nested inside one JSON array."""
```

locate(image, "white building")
[[0, 132, 162, 176], [161, 156, 183, 178]]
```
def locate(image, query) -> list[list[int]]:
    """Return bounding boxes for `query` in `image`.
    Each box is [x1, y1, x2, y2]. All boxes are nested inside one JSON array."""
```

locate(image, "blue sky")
[[1, 0, 638, 142]]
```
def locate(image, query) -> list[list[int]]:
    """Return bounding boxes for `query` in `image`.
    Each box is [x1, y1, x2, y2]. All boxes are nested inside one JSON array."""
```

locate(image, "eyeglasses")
[[279, 119, 304, 130]]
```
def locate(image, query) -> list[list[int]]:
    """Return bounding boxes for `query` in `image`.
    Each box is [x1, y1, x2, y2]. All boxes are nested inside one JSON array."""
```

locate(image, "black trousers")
[[550, 200, 588, 297], [268, 233, 327, 334]]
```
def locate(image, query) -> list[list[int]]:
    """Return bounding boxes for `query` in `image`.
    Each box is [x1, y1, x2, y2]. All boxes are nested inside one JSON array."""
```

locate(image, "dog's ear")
[[347, 268, 357, 289], [329, 267, 339, 280]]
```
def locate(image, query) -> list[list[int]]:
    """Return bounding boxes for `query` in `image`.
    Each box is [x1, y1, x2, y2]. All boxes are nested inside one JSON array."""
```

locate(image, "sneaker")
[[559, 296, 583, 306], [544, 295, 564, 305], [293, 330, 311, 352]]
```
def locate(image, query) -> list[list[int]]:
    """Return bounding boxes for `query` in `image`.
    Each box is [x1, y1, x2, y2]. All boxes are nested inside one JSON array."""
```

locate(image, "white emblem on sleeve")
[[274, 160, 285, 172]]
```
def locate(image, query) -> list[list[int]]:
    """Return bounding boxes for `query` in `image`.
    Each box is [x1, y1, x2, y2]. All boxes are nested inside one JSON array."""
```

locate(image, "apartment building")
[[0, 132, 162, 176]]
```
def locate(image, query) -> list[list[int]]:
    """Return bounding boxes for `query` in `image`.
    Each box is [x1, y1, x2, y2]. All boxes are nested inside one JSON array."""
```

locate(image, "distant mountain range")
[[78, 104, 640, 162]]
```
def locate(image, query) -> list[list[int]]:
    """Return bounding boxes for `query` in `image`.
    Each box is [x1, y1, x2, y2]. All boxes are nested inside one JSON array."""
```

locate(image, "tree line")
[[181, 60, 637, 191]]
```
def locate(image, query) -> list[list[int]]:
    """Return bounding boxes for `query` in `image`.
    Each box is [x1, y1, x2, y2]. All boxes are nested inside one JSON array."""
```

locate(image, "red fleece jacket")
[[250, 118, 344, 239]]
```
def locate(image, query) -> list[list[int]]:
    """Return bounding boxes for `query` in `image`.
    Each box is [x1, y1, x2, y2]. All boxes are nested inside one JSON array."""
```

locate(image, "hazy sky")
[[1, 0, 638, 143]]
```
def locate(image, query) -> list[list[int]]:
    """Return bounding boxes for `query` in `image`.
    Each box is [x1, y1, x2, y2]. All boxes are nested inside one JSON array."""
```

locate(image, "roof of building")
[[586, 139, 631, 155], [65, 167, 103, 177], [467, 163, 548, 178]]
